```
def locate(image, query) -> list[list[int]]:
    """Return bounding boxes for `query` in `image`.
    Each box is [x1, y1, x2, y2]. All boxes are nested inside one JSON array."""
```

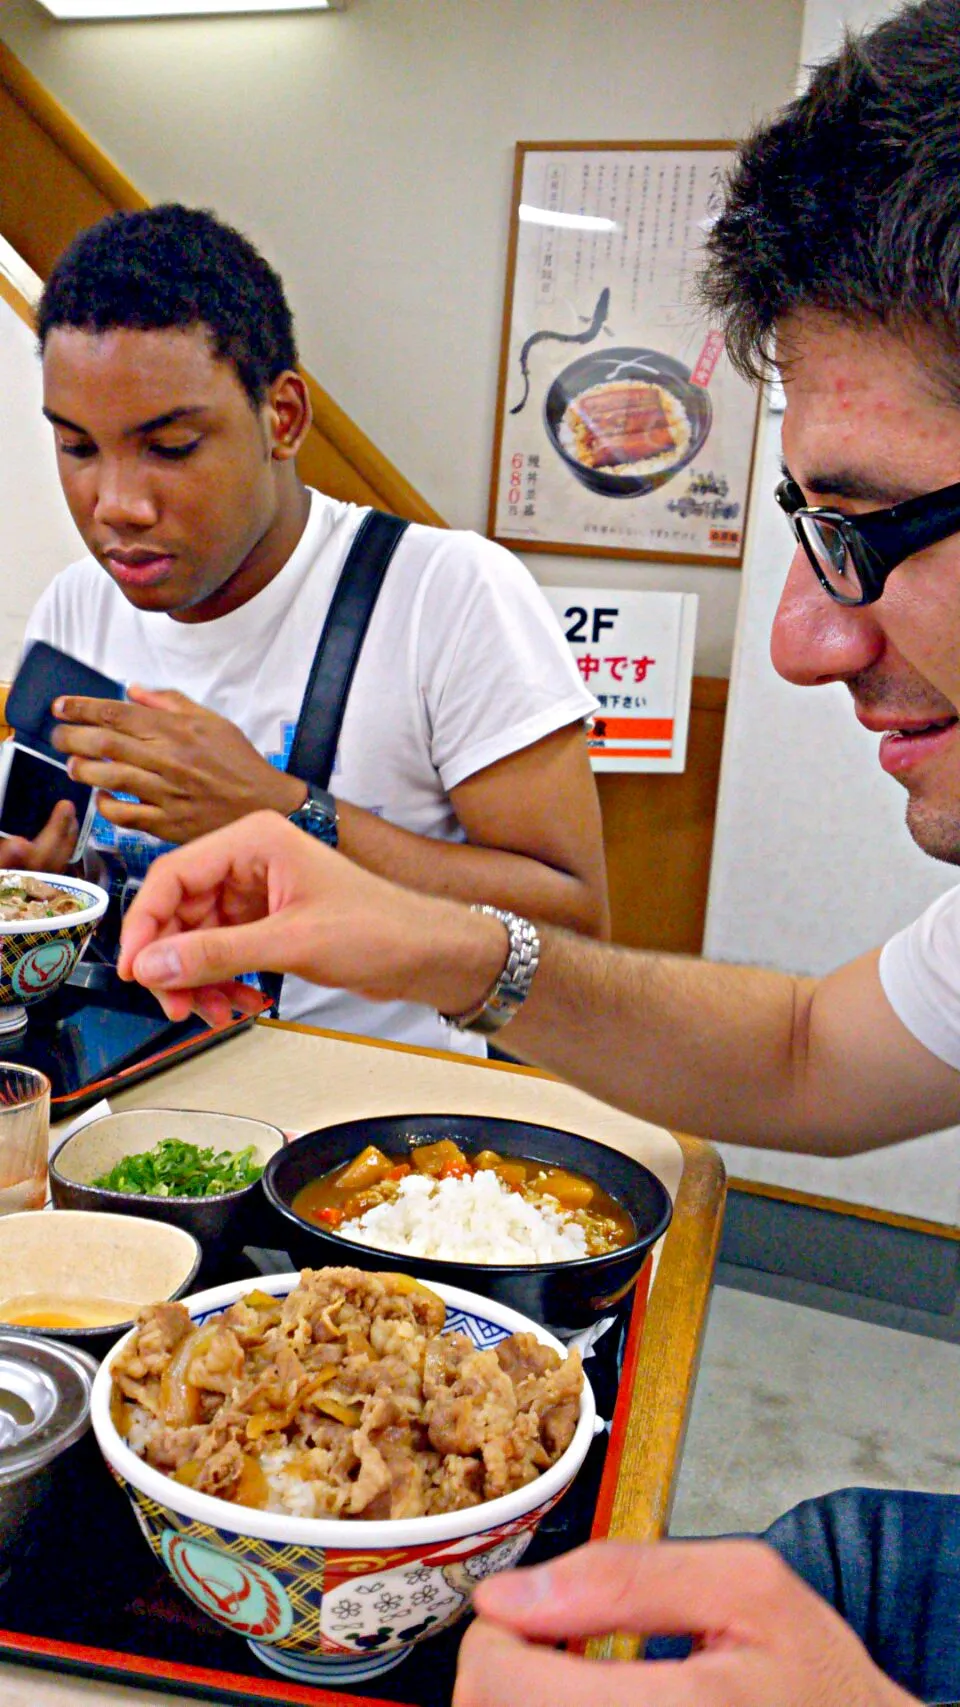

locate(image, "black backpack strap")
[[287, 508, 410, 788], [261, 508, 409, 1014]]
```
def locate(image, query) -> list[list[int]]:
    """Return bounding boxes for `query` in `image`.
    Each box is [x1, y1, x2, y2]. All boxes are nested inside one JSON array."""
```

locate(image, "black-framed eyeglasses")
[[774, 475, 960, 606]]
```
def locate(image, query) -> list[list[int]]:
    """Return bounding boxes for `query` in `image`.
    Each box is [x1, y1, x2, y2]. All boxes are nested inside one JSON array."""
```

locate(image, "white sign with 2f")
[[542, 589, 698, 773]]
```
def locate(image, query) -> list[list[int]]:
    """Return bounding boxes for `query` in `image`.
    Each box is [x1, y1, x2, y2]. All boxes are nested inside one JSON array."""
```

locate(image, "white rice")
[[127, 1404, 157, 1455], [259, 1445, 324, 1517], [336, 1169, 589, 1265]]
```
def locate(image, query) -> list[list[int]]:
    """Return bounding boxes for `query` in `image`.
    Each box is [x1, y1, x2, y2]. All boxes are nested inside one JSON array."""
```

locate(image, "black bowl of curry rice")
[[263, 1114, 672, 1332]]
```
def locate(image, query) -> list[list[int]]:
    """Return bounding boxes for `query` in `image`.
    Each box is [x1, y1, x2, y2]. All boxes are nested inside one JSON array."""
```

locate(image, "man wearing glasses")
[[118, 1, 960, 1703]]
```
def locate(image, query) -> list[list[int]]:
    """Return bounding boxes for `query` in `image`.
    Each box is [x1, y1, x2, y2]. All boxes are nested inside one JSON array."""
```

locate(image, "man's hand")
[[52, 684, 305, 844], [117, 811, 507, 1028], [453, 1540, 920, 1707], [0, 801, 77, 875]]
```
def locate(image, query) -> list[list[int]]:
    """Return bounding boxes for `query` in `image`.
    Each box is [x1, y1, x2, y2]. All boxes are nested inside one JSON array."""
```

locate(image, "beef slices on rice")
[[110, 1267, 583, 1521]]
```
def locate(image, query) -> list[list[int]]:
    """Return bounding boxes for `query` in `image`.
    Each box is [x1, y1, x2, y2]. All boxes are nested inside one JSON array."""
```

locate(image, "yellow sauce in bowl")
[[0, 1292, 143, 1329]]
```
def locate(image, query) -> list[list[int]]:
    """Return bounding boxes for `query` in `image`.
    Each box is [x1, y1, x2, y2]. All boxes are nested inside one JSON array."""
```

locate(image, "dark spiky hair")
[[37, 204, 298, 408], [701, 0, 960, 386]]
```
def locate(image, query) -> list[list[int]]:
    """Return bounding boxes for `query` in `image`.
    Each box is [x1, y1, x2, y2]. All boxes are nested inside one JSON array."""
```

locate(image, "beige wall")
[[800, 0, 896, 65], [0, 0, 802, 674], [0, 291, 81, 677]]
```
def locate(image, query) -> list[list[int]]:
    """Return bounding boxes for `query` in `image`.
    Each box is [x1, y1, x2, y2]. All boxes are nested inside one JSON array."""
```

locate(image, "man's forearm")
[[334, 799, 608, 938], [120, 818, 960, 1156], [474, 927, 960, 1154], [494, 929, 821, 1146]]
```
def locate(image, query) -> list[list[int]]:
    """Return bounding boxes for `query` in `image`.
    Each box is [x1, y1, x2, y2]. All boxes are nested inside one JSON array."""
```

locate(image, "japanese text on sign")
[[540, 588, 698, 773]]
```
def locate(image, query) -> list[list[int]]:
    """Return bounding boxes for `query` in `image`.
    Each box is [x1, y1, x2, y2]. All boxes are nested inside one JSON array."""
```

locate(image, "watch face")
[[291, 797, 338, 847]]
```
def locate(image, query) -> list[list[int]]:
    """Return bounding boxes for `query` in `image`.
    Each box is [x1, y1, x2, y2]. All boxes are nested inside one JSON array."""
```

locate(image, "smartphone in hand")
[[7, 641, 124, 751], [1, 642, 124, 863], [0, 742, 98, 861]]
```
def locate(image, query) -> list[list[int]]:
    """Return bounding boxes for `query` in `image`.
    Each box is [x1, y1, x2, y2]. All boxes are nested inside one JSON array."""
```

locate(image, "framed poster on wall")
[[488, 142, 762, 567]]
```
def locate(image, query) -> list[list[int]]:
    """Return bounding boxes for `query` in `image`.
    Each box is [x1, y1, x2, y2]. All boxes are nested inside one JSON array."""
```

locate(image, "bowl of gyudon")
[[262, 1114, 673, 1332], [544, 345, 713, 498], [0, 871, 108, 1036], [92, 1265, 595, 1686]]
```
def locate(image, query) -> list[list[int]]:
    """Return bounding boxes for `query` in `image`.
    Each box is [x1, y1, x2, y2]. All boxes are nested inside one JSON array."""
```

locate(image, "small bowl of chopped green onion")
[[49, 1108, 285, 1257]]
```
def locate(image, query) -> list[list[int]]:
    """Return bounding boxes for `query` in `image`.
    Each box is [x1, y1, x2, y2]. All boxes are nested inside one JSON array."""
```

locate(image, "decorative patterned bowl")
[[91, 1271, 596, 1687], [0, 871, 108, 1036]]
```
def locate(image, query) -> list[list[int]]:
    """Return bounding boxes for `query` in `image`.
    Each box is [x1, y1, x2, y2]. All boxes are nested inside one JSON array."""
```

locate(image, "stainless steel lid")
[[0, 1334, 96, 1482]]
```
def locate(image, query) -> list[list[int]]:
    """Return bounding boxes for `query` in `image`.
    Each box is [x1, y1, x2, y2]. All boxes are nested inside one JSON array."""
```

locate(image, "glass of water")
[[0, 1067, 49, 1214]]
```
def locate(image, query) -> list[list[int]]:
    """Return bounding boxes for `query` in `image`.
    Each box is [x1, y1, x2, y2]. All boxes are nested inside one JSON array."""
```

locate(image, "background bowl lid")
[[0, 1334, 95, 1481]]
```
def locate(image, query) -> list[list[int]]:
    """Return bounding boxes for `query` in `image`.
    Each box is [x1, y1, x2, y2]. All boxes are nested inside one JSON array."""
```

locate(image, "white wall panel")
[[0, 295, 82, 677]]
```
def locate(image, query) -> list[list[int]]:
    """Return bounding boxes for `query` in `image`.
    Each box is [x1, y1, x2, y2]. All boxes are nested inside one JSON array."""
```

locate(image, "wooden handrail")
[[0, 269, 34, 331], [0, 40, 443, 527], [300, 370, 445, 526], [0, 40, 146, 215]]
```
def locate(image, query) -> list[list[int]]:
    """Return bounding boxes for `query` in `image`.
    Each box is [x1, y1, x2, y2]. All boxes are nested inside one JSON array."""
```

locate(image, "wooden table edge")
[[587, 1131, 726, 1662]]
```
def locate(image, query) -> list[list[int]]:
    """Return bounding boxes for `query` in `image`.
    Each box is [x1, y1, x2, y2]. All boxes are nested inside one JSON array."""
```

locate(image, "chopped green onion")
[[92, 1137, 263, 1199]]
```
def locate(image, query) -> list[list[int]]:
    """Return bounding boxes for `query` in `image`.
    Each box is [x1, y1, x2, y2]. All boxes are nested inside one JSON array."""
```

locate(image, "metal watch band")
[[441, 905, 541, 1035], [288, 783, 339, 849]]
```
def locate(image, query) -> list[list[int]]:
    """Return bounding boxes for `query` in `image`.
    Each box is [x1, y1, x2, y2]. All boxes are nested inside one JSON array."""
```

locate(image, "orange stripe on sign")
[[591, 718, 673, 738], [592, 746, 674, 758]]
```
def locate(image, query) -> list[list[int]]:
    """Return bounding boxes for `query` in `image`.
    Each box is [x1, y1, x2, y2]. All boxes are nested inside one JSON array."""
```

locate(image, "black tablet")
[[7, 964, 261, 1112]]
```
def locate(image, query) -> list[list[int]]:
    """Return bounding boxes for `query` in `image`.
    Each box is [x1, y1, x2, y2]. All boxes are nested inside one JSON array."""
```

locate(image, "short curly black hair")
[[701, 0, 960, 387], [37, 204, 299, 408]]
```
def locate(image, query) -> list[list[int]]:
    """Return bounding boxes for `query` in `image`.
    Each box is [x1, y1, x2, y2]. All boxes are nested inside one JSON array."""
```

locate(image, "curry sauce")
[[292, 1139, 635, 1257]]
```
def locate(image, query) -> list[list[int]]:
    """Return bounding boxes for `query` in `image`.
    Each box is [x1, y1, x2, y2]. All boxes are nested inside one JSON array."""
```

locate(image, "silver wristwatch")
[[441, 905, 540, 1035], [288, 783, 339, 848]]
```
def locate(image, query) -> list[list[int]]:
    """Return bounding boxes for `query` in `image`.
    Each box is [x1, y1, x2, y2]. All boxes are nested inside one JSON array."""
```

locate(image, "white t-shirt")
[[879, 886, 960, 1070], [25, 490, 596, 1053]]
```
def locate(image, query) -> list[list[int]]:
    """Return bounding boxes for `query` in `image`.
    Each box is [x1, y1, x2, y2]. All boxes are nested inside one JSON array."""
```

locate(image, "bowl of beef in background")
[[93, 1266, 596, 1687], [0, 871, 108, 1034], [544, 346, 713, 499], [262, 1113, 673, 1332], [49, 1107, 285, 1259]]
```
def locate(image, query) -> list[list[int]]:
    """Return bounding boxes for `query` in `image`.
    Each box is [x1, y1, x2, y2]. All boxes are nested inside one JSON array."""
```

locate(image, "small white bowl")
[[0, 1209, 201, 1348], [50, 1107, 285, 1252], [93, 1271, 596, 1687]]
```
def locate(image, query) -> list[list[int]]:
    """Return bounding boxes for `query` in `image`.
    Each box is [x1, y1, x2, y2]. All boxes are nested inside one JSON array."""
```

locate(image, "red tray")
[[0, 1262, 651, 1707]]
